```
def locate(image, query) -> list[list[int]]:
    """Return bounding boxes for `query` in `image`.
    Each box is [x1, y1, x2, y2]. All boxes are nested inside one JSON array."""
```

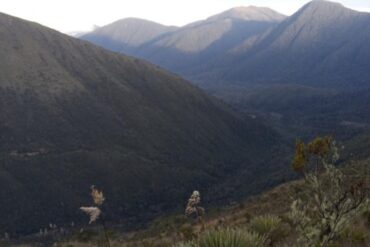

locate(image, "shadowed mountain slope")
[[0, 13, 287, 234]]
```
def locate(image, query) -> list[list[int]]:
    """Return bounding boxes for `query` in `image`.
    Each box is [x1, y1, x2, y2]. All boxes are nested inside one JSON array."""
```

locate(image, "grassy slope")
[[50, 158, 368, 247]]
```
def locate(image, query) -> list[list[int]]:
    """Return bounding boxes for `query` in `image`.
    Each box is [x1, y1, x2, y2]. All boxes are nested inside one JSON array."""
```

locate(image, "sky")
[[1, 0, 370, 34]]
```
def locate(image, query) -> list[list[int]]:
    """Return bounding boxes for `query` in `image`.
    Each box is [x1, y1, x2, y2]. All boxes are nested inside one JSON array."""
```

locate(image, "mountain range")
[[82, 0, 370, 89], [0, 12, 287, 234], [207, 0, 370, 145], [82, 6, 285, 75], [210, 0, 370, 88], [81, 0, 370, 148]]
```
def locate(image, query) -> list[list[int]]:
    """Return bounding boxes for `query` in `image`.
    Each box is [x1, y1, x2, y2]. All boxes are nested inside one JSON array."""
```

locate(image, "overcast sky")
[[1, 0, 370, 33]]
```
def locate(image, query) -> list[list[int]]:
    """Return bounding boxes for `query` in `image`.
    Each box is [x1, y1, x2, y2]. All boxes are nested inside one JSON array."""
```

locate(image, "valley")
[[82, 0, 370, 152], [0, 0, 369, 246]]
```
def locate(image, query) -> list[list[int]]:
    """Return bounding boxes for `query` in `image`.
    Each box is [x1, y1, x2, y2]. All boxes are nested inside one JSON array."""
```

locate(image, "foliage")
[[291, 136, 335, 173], [250, 215, 289, 246], [292, 140, 307, 172], [198, 228, 265, 247], [289, 137, 368, 247]]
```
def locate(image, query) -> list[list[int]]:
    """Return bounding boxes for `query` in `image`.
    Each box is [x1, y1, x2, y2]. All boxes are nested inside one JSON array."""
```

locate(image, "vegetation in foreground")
[[4, 137, 370, 247]]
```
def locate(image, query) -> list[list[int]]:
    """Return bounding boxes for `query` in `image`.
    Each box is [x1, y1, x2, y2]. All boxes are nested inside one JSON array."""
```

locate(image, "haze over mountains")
[[82, 0, 370, 147], [82, 6, 285, 74], [82, 0, 370, 89], [0, 12, 287, 234]]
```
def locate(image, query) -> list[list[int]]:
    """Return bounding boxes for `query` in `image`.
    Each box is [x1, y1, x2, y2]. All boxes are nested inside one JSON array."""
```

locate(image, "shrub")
[[250, 215, 288, 246], [198, 228, 265, 247], [289, 137, 368, 247]]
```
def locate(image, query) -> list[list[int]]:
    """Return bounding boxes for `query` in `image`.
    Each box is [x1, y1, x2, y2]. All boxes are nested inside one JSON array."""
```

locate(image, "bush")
[[289, 137, 368, 247], [250, 215, 288, 246], [198, 228, 265, 247]]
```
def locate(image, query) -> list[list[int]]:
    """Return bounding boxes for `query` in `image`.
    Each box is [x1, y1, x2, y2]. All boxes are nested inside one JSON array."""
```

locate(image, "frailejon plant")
[[80, 185, 110, 247], [185, 191, 205, 230], [289, 136, 368, 247]]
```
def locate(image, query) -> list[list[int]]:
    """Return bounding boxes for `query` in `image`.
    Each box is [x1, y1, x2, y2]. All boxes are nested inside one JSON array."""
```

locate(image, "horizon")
[[1, 0, 370, 34]]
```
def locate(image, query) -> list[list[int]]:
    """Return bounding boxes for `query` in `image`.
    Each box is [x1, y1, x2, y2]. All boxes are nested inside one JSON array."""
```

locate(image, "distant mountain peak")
[[81, 17, 178, 50], [307, 0, 344, 7], [109, 17, 173, 27], [297, 0, 354, 16], [93, 17, 178, 32], [207, 6, 286, 22], [280, 0, 363, 31]]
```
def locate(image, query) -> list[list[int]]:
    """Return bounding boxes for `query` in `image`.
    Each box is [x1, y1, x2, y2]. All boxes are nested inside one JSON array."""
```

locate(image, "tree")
[[289, 136, 368, 247]]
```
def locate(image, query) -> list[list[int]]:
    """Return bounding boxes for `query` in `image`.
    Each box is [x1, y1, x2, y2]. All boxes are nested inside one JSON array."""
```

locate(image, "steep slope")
[[0, 13, 287, 234], [215, 0, 370, 88], [81, 18, 178, 54]]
